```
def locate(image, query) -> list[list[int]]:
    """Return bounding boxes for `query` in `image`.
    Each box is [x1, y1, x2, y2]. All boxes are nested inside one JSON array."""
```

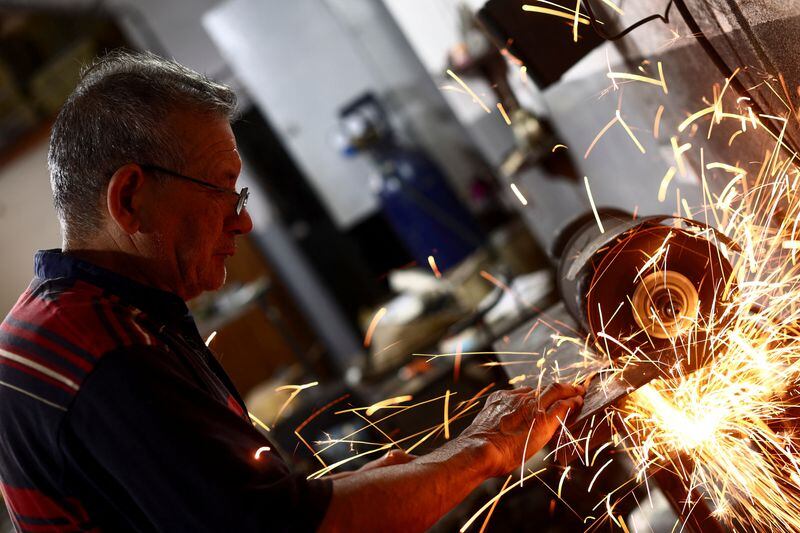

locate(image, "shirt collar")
[[34, 249, 192, 328]]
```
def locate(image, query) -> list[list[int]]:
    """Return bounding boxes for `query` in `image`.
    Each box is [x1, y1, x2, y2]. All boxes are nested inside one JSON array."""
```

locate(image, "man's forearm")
[[318, 436, 493, 533], [317, 383, 586, 531]]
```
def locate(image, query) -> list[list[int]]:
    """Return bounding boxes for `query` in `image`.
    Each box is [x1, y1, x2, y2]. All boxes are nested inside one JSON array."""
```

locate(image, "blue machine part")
[[375, 147, 483, 272]]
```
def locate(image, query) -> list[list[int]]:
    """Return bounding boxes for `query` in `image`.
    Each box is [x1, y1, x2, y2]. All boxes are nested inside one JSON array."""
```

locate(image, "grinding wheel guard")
[[557, 213, 737, 373]]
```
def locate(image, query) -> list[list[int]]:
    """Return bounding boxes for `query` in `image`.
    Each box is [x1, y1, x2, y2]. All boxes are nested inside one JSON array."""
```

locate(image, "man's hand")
[[325, 450, 416, 481], [319, 383, 585, 532], [460, 382, 586, 478]]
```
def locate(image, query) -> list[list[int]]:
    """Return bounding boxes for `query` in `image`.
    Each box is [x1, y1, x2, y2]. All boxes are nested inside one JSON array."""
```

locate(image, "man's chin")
[[208, 265, 227, 292], [191, 264, 227, 298]]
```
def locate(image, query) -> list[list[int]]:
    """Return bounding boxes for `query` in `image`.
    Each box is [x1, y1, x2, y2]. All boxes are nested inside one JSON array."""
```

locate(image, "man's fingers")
[[536, 382, 585, 410], [545, 395, 584, 424]]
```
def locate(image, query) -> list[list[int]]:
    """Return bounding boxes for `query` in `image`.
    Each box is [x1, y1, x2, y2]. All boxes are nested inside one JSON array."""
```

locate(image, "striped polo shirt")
[[0, 249, 331, 532]]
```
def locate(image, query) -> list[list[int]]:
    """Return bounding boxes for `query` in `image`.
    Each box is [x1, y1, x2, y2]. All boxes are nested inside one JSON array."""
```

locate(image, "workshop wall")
[[0, 142, 60, 315]]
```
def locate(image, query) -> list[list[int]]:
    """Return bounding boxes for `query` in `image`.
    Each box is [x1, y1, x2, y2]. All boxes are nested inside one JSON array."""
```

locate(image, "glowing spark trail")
[[521, 5, 590, 25], [653, 104, 665, 139], [510, 183, 528, 205], [601, 0, 623, 15], [272, 27, 800, 533], [443, 390, 451, 440], [584, 115, 619, 159], [428, 255, 442, 279], [572, 0, 581, 42], [607, 62, 668, 94], [584, 176, 604, 233], [363, 307, 387, 347], [446, 69, 491, 114], [273, 381, 319, 425], [497, 103, 512, 125], [658, 166, 676, 202], [204, 331, 217, 346], [616, 110, 646, 153], [366, 395, 413, 417]]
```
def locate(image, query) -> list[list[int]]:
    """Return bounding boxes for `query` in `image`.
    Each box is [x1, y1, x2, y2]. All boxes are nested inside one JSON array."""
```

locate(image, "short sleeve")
[[59, 346, 331, 532]]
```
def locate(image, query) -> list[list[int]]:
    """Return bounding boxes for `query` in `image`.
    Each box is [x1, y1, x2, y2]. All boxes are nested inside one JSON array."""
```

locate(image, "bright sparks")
[[497, 102, 512, 125], [521, 5, 590, 25], [510, 183, 528, 205], [584, 176, 604, 233], [365, 395, 413, 416], [428, 255, 442, 279], [264, 30, 800, 533], [616, 110, 646, 153], [363, 307, 387, 348], [658, 166, 676, 202], [273, 381, 319, 425], [606, 62, 668, 94], [204, 330, 217, 346], [446, 69, 491, 114]]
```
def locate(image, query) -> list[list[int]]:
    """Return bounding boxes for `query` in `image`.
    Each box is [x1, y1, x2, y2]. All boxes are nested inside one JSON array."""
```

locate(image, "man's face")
[[146, 110, 253, 300]]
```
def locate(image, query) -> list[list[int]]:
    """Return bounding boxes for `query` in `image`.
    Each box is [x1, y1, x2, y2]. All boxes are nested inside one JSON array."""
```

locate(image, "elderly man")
[[0, 51, 585, 532]]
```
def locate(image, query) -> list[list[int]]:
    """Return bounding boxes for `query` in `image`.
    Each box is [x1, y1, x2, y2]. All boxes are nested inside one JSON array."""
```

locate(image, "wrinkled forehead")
[[167, 108, 241, 174]]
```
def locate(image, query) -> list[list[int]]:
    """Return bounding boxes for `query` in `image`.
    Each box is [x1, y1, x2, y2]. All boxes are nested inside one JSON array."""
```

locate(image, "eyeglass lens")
[[237, 188, 250, 215]]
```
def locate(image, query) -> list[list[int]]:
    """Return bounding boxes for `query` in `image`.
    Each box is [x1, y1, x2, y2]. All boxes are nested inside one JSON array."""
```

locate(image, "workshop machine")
[[338, 92, 484, 273], [552, 211, 736, 429], [492, 211, 737, 532], [472, 0, 800, 529]]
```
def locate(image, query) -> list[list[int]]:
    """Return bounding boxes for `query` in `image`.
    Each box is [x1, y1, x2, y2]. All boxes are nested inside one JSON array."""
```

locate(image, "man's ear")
[[107, 163, 148, 234]]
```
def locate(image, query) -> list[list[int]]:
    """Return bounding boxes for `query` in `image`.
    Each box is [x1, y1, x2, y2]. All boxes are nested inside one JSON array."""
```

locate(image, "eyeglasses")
[[140, 164, 249, 216]]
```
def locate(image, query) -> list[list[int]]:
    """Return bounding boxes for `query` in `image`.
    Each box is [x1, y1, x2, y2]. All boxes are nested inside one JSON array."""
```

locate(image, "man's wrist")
[[438, 434, 500, 480]]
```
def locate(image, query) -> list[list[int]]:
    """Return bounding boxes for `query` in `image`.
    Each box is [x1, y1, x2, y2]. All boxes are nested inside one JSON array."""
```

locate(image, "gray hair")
[[48, 49, 237, 243]]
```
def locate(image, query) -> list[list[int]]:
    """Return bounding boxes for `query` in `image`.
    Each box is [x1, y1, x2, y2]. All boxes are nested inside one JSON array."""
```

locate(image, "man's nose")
[[228, 207, 253, 235]]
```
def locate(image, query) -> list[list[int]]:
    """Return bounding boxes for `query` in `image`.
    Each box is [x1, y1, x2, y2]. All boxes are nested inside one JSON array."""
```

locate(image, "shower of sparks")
[[446, 69, 491, 114], [584, 176, 604, 234], [363, 307, 387, 348], [428, 255, 442, 279], [575, 68, 800, 531], [510, 183, 528, 205], [259, 28, 800, 533]]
